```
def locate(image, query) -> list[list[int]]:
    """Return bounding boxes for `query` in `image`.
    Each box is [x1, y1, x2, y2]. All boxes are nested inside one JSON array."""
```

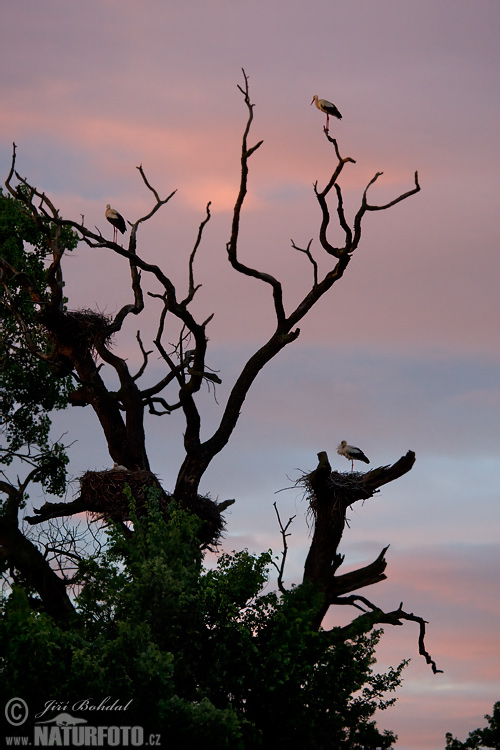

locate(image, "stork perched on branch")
[[311, 95, 342, 130], [105, 204, 127, 243], [337, 440, 370, 472]]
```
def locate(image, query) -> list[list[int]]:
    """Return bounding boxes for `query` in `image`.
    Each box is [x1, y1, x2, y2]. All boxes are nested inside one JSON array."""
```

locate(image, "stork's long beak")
[[310, 97, 315, 105]]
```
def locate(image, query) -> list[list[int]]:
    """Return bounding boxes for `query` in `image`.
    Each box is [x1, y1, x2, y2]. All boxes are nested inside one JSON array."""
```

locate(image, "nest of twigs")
[[43, 308, 114, 356], [80, 469, 167, 521], [79, 469, 225, 548], [301, 470, 368, 530]]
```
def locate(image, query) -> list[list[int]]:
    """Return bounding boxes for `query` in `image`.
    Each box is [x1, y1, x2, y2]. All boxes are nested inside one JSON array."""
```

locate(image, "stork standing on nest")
[[337, 440, 370, 472], [311, 95, 342, 130], [105, 204, 127, 243]]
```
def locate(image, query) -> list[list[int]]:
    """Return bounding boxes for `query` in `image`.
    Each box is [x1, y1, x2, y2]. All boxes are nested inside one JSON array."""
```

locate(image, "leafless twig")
[[291, 239, 318, 286], [271, 502, 296, 594]]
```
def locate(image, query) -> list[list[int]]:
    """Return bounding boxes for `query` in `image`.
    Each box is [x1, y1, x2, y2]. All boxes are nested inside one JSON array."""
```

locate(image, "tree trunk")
[[303, 450, 416, 628], [0, 484, 76, 623]]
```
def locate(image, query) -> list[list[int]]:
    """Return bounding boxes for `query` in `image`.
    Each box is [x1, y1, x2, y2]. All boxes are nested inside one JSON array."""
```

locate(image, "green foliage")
[[0, 189, 76, 495], [0, 493, 404, 747], [445, 702, 500, 749]]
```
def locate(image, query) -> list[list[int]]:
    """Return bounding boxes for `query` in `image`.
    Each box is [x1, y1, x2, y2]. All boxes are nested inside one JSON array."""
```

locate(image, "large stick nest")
[[79, 469, 225, 547], [79, 469, 167, 520], [301, 470, 372, 529], [44, 308, 114, 355]]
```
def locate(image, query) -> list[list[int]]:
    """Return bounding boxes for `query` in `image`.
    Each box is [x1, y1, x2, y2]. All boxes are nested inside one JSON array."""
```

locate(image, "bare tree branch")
[[291, 238, 318, 286], [135, 163, 177, 223], [271, 502, 296, 594], [352, 171, 420, 251], [337, 600, 442, 674], [145, 396, 181, 416], [313, 134, 356, 259], [133, 331, 152, 381], [226, 69, 286, 329], [181, 202, 211, 306]]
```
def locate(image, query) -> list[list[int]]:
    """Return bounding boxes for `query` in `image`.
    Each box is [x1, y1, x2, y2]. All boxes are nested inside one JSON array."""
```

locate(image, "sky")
[[1, 0, 500, 746]]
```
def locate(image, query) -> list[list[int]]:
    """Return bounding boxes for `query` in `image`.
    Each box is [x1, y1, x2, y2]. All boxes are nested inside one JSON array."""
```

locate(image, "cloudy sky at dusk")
[[1, 1, 499, 746]]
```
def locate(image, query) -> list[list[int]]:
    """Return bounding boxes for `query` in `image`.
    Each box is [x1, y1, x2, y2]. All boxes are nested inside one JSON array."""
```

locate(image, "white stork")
[[182, 349, 196, 366], [337, 440, 370, 472], [311, 95, 342, 130], [105, 204, 127, 243]]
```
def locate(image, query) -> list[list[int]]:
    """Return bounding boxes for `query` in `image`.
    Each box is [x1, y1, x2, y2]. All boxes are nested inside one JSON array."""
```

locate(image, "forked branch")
[[181, 201, 211, 306], [291, 239, 318, 286], [227, 70, 286, 328], [272, 502, 296, 594], [352, 170, 420, 250], [337, 599, 442, 674]]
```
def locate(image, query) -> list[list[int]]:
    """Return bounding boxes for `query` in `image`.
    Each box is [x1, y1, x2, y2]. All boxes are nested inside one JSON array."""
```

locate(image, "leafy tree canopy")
[[1, 494, 404, 747], [446, 703, 500, 750], [0, 189, 77, 496]]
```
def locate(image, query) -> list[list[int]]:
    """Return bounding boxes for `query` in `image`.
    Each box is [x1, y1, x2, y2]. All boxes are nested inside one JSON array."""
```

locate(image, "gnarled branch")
[[337, 599, 442, 674]]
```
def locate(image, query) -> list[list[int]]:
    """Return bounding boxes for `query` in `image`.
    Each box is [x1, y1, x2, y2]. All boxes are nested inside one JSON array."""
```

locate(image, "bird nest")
[[79, 469, 167, 521], [44, 308, 114, 356], [300, 470, 369, 530], [79, 469, 225, 548]]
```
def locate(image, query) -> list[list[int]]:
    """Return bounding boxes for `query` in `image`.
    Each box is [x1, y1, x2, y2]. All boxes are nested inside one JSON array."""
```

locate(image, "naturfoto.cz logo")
[[4, 697, 162, 747], [33, 722, 146, 746]]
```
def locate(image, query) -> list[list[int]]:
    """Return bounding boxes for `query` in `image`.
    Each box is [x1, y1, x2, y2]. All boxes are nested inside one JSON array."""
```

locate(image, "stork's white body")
[[311, 95, 342, 129], [337, 440, 370, 472]]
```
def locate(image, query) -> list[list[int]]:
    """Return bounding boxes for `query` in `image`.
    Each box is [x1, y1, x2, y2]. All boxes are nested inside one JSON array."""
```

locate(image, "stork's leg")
[[326, 114, 330, 130]]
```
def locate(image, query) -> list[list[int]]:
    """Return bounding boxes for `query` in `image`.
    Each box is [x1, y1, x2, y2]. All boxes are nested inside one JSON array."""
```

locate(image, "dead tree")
[[0, 71, 436, 667], [300, 451, 442, 672]]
